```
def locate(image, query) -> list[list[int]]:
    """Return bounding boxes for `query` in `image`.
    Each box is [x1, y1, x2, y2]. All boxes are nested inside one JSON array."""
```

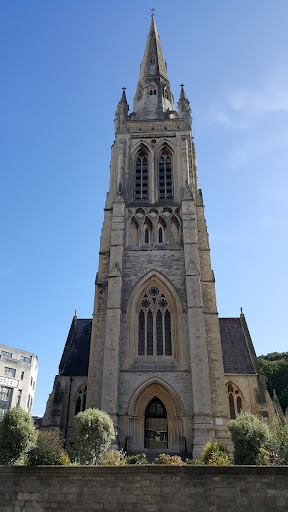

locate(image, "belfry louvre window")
[[135, 150, 148, 200], [138, 286, 172, 356], [159, 151, 173, 199]]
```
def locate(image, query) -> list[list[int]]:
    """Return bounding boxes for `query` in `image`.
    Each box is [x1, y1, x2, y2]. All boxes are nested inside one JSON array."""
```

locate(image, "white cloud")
[[230, 89, 288, 114]]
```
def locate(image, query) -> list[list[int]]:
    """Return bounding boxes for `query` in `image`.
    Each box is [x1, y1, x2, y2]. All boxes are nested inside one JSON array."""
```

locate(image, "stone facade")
[[1, 466, 288, 512], [0, 343, 38, 420], [42, 15, 276, 457]]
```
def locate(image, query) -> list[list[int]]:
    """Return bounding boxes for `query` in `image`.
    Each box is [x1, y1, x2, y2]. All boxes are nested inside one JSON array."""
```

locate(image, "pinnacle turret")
[[114, 87, 129, 131], [177, 84, 192, 127]]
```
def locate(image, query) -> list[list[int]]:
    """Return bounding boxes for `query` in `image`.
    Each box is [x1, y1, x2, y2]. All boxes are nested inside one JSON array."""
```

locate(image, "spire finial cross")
[[151, 8, 156, 16], [180, 83, 184, 88], [122, 87, 126, 91]]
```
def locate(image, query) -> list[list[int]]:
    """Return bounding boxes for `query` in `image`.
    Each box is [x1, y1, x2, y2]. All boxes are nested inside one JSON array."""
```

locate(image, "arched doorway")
[[145, 397, 168, 449]]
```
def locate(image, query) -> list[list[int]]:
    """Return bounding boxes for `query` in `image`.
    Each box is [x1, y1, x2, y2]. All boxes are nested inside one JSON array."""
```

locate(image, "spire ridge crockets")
[[132, 16, 175, 119]]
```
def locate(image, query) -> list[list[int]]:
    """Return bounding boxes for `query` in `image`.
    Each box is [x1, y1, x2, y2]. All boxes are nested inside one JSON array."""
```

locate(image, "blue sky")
[[1, 0, 288, 416]]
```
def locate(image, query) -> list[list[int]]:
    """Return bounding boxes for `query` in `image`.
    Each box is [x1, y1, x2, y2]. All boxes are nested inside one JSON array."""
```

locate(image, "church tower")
[[43, 15, 277, 458], [86, 15, 230, 457]]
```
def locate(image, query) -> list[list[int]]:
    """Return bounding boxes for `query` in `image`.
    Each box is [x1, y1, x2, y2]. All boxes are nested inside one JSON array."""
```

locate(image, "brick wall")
[[1, 465, 288, 512]]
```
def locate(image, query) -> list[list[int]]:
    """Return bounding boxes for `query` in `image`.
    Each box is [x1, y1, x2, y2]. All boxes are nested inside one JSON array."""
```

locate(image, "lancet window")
[[74, 383, 87, 416], [135, 149, 148, 200], [227, 382, 243, 420], [138, 286, 172, 357], [159, 149, 173, 199]]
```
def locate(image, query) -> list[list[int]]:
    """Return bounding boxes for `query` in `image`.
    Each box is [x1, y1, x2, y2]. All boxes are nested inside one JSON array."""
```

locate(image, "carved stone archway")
[[128, 379, 184, 454]]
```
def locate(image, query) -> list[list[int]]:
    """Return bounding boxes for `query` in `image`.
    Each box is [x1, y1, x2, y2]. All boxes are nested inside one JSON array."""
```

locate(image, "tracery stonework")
[[42, 15, 279, 456]]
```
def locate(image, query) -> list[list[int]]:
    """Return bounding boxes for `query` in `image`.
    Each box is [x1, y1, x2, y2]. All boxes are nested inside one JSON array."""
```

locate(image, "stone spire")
[[132, 14, 175, 120]]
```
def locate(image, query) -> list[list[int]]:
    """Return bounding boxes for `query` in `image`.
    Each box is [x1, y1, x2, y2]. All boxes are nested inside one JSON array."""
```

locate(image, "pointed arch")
[[226, 381, 244, 419], [127, 378, 183, 451], [125, 271, 183, 366], [157, 215, 166, 244], [143, 216, 152, 245], [158, 144, 173, 199], [129, 216, 139, 247], [135, 144, 149, 200], [170, 215, 180, 244], [149, 82, 157, 95], [74, 382, 87, 416]]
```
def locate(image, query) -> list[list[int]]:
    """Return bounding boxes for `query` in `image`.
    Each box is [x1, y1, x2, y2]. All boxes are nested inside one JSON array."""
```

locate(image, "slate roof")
[[58, 316, 256, 377], [219, 317, 256, 374], [59, 317, 92, 376]]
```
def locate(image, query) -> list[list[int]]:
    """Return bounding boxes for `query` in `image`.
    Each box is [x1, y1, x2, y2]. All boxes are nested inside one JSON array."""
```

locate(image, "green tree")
[[73, 408, 115, 464], [27, 430, 70, 466], [228, 412, 270, 465], [0, 407, 37, 465], [258, 352, 288, 412]]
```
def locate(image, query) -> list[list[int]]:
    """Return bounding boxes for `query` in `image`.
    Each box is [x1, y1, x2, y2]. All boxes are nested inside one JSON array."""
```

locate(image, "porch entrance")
[[144, 397, 168, 449]]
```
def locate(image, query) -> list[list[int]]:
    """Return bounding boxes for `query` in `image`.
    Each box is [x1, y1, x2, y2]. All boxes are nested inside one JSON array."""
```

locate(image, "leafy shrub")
[[185, 458, 202, 465], [228, 412, 269, 465], [256, 447, 270, 466], [268, 417, 288, 465], [98, 448, 127, 466], [201, 441, 231, 465], [73, 408, 115, 464], [0, 408, 37, 465], [154, 453, 184, 465], [126, 452, 148, 465], [28, 430, 70, 466]]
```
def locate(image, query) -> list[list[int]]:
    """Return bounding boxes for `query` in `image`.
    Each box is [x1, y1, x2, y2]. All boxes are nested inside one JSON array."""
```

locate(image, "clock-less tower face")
[[43, 14, 274, 458], [85, 14, 231, 458]]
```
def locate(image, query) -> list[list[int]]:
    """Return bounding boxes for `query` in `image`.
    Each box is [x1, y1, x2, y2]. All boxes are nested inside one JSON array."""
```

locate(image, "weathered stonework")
[[42, 15, 277, 457], [1, 466, 288, 512]]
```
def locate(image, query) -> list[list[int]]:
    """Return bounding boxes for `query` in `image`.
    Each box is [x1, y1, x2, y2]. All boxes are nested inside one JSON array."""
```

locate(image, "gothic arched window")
[[226, 382, 243, 420], [143, 217, 152, 245], [157, 216, 166, 245], [135, 149, 148, 200], [159, 149, 173, 199], [138, 286, 172, 356], [74, 383, 87, 416]]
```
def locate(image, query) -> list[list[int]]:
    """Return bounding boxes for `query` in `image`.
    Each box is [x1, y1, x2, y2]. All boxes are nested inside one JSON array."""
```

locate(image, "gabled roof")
[[59, 317, 92, 376], [219, 317, 256, 374]]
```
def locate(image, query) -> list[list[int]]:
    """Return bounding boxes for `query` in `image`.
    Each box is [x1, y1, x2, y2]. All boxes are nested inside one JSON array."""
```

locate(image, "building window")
[[4, 367, 16, 378], [74, 383, 87, 416], [135, 149, 148, 200], [227, 382, 243, 420], [138, 286, 172, 356], [30, 377, 33, 387], [150, 87, 157, 95], [16, 389, 22, 407], [20, 356, 31, 364], [159, 150, 173, 199], [21, 371, 24, 380], [157, 216, 166, 245], [1, 350, 12, 358], [0, 386, 13, 403], [143, 217, 152, 245]]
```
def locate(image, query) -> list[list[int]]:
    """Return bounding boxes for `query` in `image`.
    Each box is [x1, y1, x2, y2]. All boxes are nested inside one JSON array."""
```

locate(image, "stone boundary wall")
[[1, 465, 288, 512]]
